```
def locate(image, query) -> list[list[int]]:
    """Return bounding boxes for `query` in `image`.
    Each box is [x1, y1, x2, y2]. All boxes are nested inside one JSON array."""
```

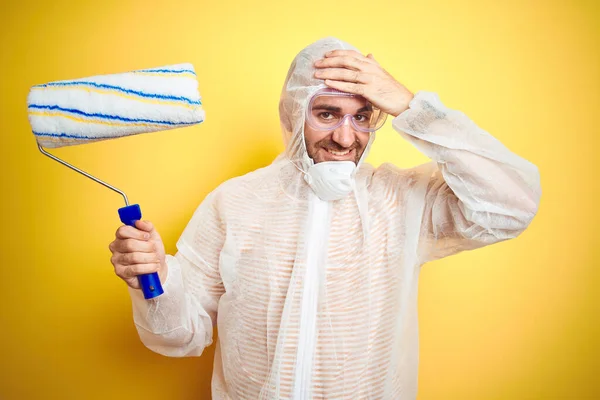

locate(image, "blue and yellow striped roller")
[[27, 63, 204, 148]]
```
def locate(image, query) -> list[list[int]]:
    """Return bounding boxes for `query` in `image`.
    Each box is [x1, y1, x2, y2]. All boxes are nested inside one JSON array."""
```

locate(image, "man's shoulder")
[[216, 163, 274, 193]]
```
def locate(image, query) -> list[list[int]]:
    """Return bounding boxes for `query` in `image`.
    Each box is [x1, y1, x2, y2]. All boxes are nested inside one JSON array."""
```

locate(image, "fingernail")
[[325, 51, 332, 56]]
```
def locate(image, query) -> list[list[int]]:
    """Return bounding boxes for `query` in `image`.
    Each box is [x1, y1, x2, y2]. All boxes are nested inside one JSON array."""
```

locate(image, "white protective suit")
[[128, 37, 541, 399]]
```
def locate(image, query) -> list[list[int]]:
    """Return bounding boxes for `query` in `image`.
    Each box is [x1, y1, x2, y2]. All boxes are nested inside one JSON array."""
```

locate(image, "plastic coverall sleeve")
[[391, 91, 541, 263], [128, 192, 225, 357]]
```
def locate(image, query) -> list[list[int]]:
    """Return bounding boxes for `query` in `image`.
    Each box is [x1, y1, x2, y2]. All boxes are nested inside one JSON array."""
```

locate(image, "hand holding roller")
[[27, 63, 205, 299], [118, 204, 164, 299]]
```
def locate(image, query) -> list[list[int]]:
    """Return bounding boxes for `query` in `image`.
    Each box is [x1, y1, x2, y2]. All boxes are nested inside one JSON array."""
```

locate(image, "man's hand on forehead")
[[313, 49, 414, 117]]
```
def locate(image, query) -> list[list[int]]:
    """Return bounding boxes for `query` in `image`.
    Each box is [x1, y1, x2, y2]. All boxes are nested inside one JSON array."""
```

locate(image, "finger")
[[112, 238, 156, 254], [324, 79, 365, 96], [314, 68, 372, 84], [324, 49, 375, 64], [110, 252, 120, 266], [116, 263, 161, 279], [118, 251, 161, 266], [315, 55, 369, 72], [116, 225, 150, 241], [125, 278, 141, 290]]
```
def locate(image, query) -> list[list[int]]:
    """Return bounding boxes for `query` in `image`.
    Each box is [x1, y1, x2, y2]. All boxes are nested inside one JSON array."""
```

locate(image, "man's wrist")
[[391, 91, 415, 117]]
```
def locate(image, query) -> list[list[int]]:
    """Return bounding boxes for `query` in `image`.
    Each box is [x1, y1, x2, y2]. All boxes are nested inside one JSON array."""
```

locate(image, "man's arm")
[[392, 91, 541, 262], [313, 50, 540, 261], [126, 191, 225, 357]]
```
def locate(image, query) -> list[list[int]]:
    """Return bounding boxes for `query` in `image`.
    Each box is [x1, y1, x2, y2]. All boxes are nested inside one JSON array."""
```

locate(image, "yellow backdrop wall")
[[1, 0, 598, 398]]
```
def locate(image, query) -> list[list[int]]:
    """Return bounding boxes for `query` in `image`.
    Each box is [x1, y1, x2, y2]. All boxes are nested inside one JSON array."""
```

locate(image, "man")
[[109, 37, 540, 399]]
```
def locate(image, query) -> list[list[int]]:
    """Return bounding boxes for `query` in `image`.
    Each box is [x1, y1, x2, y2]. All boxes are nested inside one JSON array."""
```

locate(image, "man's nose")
[[332, 118, 356, 148]]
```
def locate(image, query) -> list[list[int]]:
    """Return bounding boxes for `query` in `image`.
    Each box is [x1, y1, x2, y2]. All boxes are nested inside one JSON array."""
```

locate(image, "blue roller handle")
[[118, 204, 164, 299]]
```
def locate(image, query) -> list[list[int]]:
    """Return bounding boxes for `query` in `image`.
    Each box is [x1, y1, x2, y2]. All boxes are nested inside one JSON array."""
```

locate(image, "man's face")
[[304, 95, 371, 164]]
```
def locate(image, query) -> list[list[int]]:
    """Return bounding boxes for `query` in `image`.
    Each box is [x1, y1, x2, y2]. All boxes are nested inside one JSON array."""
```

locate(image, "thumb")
[[135, 220, 155, 233]]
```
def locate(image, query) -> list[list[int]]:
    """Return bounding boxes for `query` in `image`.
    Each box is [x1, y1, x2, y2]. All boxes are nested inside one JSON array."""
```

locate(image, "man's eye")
[[319, 112, 333, 119], [355, 114, 370, 122]]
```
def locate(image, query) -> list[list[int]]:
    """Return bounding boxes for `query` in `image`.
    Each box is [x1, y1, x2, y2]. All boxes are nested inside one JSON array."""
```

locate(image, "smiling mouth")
[[327, 149, 351, 156]]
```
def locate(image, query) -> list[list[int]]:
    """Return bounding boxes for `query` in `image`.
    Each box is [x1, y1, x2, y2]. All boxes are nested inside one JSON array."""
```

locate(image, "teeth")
[[328, 149, 350, 156]]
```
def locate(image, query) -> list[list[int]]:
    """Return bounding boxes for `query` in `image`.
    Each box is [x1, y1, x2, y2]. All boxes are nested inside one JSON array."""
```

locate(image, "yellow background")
[[1, 0, 598, 398]]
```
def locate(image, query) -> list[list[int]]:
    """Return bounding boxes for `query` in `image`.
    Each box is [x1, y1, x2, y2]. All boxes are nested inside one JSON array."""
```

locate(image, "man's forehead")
[[312, 95, 369, 109]]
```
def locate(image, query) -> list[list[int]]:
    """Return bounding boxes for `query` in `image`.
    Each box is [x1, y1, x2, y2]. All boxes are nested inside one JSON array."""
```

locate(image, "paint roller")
[[27, 63, 205, 299]]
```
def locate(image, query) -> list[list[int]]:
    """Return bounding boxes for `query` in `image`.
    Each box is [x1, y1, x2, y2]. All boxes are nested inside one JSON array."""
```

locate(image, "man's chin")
[[313, 158, 358, 165]]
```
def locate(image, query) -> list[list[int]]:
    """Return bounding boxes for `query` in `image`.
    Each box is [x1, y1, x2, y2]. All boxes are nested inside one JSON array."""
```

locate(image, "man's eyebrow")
[[312, 104, 373, 113], [312, 104, 342, 112]]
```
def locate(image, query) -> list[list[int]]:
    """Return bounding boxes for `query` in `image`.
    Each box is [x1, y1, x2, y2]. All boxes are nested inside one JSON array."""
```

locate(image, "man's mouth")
[[327, 149, 351, 156]]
